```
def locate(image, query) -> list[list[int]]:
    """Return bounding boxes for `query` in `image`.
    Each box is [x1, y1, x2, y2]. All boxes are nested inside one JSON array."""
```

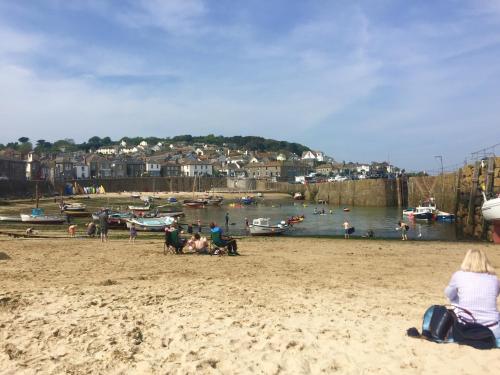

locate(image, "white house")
[[145, 162, 161, 176], [356, 164, 371, 174], [120, 147, 139, 154], [74, 165, 90, 179], [181, 161, 213, 176], [97, 146, 118, 155], [302, 150, 325, 162], [277, 153, 287, 161]]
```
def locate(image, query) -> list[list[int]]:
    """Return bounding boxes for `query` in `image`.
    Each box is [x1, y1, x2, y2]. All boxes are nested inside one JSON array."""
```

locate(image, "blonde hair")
[[460, 249, 496, 275]]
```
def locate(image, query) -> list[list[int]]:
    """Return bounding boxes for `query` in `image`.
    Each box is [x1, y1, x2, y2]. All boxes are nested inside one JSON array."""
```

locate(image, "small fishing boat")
[[128, 204, 151, 212], [20, 208, 66, 224], [0, 215, 23, 222], [404, 199, 436, 221], [249, 218, 289, 236], [183, 199, 207, 208], [130, 192, 141, 198], [287, 215, 305, 224], [241, 196, 254, 205], [205, 195, 224, 206], [62, 202, 87, 212], [481, 193, 500, 222], [93, 211, 134, 228], [126, 216, 175, 231], [293, 192, 305, 200], [435, 211, 455, 222], [343, 207, 350, 212], [167, 197, 178, 203]]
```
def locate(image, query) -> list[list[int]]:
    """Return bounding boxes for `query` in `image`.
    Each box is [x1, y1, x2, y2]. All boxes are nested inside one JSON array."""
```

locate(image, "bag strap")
[[450, 305, 476, 324]]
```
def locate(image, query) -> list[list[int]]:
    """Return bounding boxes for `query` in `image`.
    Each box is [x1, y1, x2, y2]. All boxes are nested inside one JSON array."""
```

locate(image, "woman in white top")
[[445, 249, 500, 340]]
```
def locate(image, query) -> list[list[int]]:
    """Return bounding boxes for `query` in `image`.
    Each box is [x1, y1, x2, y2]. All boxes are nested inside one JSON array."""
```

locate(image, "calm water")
[[181, 200, 458, 241]]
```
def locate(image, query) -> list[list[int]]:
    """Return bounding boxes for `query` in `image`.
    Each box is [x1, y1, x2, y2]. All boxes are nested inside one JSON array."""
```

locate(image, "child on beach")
[[398, 221, 409, 240], [129, 223, 137, 244], [68, 224, 77, 237], [343, 220, 350, 239]]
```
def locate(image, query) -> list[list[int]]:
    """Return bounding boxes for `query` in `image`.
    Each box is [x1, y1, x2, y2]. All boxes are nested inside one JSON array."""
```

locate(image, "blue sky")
[[1, 0, 500, 172]]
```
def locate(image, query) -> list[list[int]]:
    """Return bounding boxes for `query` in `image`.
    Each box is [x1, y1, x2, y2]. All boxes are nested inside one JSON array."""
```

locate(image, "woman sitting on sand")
[[445, 249, 500, 340]]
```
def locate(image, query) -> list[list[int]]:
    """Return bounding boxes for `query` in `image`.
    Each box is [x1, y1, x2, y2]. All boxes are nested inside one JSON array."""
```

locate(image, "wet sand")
[[1, 237, 499, 374]]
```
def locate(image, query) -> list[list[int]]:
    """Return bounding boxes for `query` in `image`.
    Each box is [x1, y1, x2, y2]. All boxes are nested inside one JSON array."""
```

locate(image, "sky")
[[1, 0, 500, 172]]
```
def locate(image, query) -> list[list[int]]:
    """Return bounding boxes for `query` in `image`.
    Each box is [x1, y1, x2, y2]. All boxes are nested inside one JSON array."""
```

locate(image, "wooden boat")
[[183, 199, 206, 208], [0, 215, 23, 222], [126, 216, 175, 231], [205, 195, 224, 206], [343, 208, 350, 212], [481, 193, 500, 222], [249, 218, 289, 236], [293, 192, 305, 200], [62, 202, 86, 211], [20, 208, 66, 224], [287, 215, 305, 224], [128, 204, 151, 212]]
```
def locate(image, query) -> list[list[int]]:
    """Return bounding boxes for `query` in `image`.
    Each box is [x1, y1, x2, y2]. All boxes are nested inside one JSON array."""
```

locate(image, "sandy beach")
[[1, 237, 499, 374]]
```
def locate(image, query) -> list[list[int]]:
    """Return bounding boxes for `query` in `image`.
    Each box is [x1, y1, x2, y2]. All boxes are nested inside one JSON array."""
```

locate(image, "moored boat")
[[183, 199, 206, 208], [293, 192, 305, 200], [241, 196, 254, 205], [249, 218, 289, 236], [126, 216, 175, 231]]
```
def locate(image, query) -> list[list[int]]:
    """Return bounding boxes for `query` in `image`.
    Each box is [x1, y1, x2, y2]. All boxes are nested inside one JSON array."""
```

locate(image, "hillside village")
[[0, 136, 401, 183]]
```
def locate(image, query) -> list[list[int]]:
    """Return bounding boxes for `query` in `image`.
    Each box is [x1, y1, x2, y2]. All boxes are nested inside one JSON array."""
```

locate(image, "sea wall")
[[258, 179, 399, 207], [0, 177, 228, 198]]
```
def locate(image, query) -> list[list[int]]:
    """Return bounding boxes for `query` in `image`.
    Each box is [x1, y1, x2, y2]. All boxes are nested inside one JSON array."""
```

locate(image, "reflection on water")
[[181, 200, 458, 241]]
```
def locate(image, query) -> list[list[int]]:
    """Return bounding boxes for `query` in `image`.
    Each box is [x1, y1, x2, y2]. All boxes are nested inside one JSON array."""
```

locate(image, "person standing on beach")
[[99, 209, 109, 242], [398, 221, 408, 240], [343, 220, 350, 239], [129, 223, 137, 244], [225, 212, 229, 227]]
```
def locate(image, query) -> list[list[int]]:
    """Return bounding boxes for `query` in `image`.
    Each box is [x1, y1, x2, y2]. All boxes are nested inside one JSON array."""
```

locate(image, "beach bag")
[[405, 224, 409, 231], [421, 305, 454, 342], [421, 305, 497, 349], [347, 227, 355, 234]]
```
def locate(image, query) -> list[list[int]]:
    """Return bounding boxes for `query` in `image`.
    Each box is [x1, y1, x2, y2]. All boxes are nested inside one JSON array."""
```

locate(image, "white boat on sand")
[[249, 218, 289, 236], [482, 193, 500, 222], [20, 208, 66, 224], [126, 216, 175, 231]]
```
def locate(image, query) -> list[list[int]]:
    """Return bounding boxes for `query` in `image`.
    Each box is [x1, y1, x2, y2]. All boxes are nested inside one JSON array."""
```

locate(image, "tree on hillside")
[[18, 137, 29, 144]]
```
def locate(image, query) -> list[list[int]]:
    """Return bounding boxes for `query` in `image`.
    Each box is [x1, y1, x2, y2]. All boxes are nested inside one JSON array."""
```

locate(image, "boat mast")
[[35, 180, 39, 209]]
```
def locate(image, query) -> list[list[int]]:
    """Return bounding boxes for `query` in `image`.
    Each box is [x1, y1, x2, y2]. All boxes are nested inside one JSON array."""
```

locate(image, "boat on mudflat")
[[183, 199, 207, 208], [128, 204, 151, 212], [20, 208, 66, 224], [204, 195, 224, 206], [249, 218, 289, 236], [293, 192, 305, 200], [0, 215, 23, 222], [481, 193, 500, 222], [61, 202, 87, 212], [126, 216, 175, 231]]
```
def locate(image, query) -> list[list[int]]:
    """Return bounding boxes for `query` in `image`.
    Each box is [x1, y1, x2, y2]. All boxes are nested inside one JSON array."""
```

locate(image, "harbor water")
[[181, 201, 458, 240]]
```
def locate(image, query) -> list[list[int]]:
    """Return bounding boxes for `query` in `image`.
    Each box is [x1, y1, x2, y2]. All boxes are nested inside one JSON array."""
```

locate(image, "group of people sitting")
[[164, 222, 240, 256]]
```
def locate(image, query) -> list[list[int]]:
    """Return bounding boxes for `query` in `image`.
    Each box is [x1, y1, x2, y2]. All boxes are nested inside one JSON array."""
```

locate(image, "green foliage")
[[5, 134, 311, 155]]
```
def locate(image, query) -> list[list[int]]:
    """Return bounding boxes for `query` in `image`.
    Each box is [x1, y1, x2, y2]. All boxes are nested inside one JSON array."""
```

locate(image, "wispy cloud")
[[0, 1, 499, 170]]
